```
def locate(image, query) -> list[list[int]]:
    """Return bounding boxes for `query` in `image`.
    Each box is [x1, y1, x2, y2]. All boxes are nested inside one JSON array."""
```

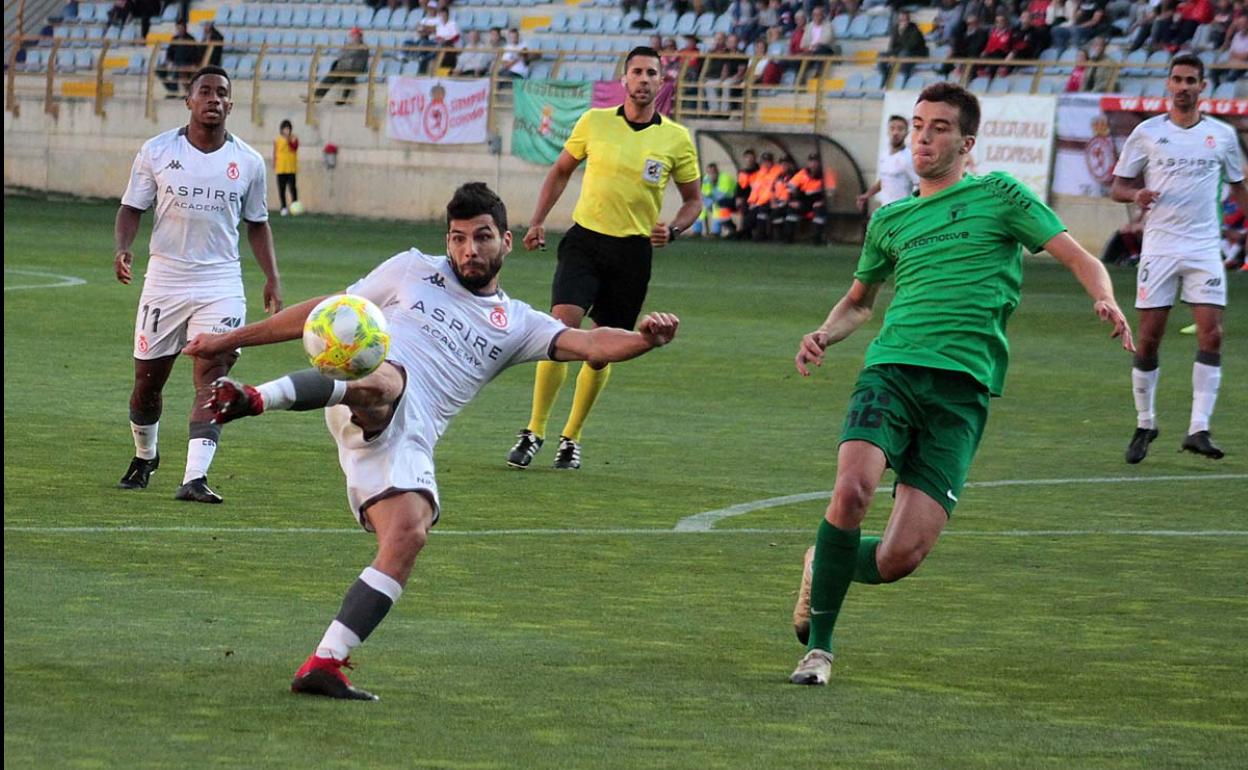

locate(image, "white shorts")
[[325, 367, 441, 531], [133, 285, 246, 359], [1135, 255, 1227, 309]]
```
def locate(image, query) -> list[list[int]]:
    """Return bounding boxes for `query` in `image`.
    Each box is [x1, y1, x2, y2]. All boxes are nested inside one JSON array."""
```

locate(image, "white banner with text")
[[386, 77, 489, 145]]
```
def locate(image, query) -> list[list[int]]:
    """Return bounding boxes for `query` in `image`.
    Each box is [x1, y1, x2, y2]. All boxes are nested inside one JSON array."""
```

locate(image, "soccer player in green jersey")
[[787, 83, 1136, 686]]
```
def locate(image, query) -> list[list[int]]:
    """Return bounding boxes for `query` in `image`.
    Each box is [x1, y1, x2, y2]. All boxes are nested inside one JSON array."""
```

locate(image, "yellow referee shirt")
[[565, 106, 699, 238], [274, 135, 298, 175]]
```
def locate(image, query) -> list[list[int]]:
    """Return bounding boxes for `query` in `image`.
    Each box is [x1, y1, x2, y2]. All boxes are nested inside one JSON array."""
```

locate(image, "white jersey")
[[346, 248, 566, 447], [1113, 114, 1245, 260], [121, 127, 269, 290], [876, 145, 920, 205]]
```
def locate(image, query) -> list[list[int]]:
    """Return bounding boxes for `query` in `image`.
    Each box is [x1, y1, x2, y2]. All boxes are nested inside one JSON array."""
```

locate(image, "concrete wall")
[[3, 91, 1122, 247]]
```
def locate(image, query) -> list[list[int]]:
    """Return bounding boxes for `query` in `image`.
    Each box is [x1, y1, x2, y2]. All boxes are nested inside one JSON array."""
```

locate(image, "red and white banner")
[[386, 77, 489, 145], [1052, 94, 1248, 197], [882, 91, 1056, 199]]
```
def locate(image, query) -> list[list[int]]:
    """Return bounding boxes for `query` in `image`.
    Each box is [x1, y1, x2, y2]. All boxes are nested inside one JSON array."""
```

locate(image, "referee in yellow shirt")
[[507, 46, 702, 470]]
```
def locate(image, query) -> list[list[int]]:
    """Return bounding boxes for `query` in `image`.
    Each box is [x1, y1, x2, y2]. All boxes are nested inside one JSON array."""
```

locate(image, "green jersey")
[[854, 172, 1065, 396]]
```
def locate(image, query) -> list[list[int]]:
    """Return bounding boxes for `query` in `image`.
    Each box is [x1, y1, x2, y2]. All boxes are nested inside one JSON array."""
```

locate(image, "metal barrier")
[[6, 36, 1247, 129]]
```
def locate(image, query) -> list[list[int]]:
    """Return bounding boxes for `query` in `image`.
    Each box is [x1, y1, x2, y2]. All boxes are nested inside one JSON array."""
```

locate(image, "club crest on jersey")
[[138, 334, 149, 353], [226, 162, 240, 180], [488, 305, 508, 329]]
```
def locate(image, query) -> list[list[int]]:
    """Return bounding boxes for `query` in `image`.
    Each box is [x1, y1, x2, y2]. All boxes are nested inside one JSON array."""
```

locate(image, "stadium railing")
[[6, 36, 1248, 129]]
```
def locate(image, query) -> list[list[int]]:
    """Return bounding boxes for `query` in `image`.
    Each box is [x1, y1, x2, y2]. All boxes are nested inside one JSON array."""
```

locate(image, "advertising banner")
[[386, 77, 489, 145]]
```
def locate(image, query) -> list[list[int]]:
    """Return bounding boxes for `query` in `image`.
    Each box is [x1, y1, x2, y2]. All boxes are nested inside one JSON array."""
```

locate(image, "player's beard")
[[451, 253, 502, 292]]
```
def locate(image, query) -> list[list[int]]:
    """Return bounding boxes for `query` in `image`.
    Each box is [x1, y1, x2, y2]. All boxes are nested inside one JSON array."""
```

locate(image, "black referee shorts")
[[551, 224, 653, 330]]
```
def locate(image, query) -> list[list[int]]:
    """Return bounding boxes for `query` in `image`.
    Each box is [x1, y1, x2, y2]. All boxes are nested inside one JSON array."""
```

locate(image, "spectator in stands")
[[158, 21, 199, 96], [789, 9, 808, 58], [802, 5, 839, 55], [1208, 0, 1236, 48], [750, 37, 784, 84], [454, 29, 494, 76], [786, 153, 829, 245], [132, 0, 160, 40], [434, 7, 461, 70], [1178, 0, 1216, 43], [1047, 0, 1080, 46], [933, 0, 967, 46], [1065, 46, 1091, 89], [200, 21, 224, 68], [980, 13, 1016, 76], [313, 28, 369, 105], [880, 9, 929, 84], [758, 0, 784, 34], [1147, 0, 1186, 50], [1066, 0, 1119, 48], [1125, 3, 1161, 51], [499, 28, 531, 79], [1220, 13, 1248, 80], [1081, 35, 1115, 90], [1007, 12, 1053, 65], [102, 0, 132, 37], [946, 14, 989, 76], [677, 33, 702, 82], [727, 0, 758, 43], [649, 33, 663, 52], [704, 33, 747, 115]]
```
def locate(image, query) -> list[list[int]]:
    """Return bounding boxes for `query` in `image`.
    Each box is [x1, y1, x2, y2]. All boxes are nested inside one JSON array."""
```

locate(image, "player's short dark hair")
[[188, 65, 230, 93], [707, 162, 719, 170], [279, 119, 293, 131], [625, 46, 661, 67], [887, 114, 908, 126], [1169, 52, 1204, 80], [916, 82, 980, 137], [447, 182, 508, 233]]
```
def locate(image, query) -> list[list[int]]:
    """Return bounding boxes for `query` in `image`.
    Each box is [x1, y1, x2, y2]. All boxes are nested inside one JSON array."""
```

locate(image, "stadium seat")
[[1143, 79, 1168, 97], [258, 6, 277, 27], [390, 8, 409, 30], [1117, 77, 1147, 96], [694, 11, 714, 36], [288, 58, 310, 82], [244, 5, 262, 26], [77, 3, 96, 23], [262, 57, 286, 79], [987, 76, 1011, 94], [400, 60, 421, 75], [867, 13, 890, 37], [127, 50, 147, 75], [832, 14, 850, 38], [675, 11, 696, 35], [1212, 80, 1236, 98], [1010, 75, 1036, 93], [969, 75, 990, 93], [846, 15, 870, 39], [236, 55, 255, 78], [275, 7, 293, 27], [159, 3, 178, 23], [1121, 48, 1148, 76], [656, 11, 678, 36], [371, 7, 391, 29], [325, 7, 342, 28], [548, 11, 567, 33], [712, 12, 733, 34], [529, 60, 553, 79], [585, 10, 605, 34], [567, 12, 587, 33], [56, 49, 75, 72], [341, 7, 360, 28], [862, 71, 885, 96]]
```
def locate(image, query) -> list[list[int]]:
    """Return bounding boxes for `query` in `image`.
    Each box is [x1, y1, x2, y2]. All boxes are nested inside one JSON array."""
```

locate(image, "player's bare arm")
[[651, 179, 704, 247], [184, 294, 329, 358], [1043, 231, 1135, 352], [245, 220, 283, 313], [795, 280, 882, 376], [551, 312, 679, 367], [524, 150, 583, 250], [1110, 175, 1158, 212], [856, 180, 883, 211], [113, 205, 144, 284]]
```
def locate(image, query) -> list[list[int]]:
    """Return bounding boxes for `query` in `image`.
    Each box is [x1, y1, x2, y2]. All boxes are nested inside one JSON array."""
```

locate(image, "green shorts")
[[840, 364, 990, 515]]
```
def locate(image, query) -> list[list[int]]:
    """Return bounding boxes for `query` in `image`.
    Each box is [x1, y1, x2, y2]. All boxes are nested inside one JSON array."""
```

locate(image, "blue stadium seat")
[[675, 11, 696, 35], [656, 11, 678, 36], [372, 7, 391, 29], [400, 61, 421, 75], [390, 8, 409, 30], [846, 15, 870, 39], [987, 76, 1011, 94], [128, 51, 147, 75], [712, 13, 732, 34], [694, 11, 714, 36], [244, 5, 262, 26], [160, 3, 178, 23], [288, 58, 311, 81], [968, 75, 990, 92], [1010, 75, 1036, 93], [867, 13, 890, 37], [490, 10, 508, 29], [567, 13, 587, 33], [1117, 77, 1147, 96], [585, 10, 605, 34], [862, 71, 886, 97], [529, 60, 553, 79], [324, 7, 342, 28], [262, 57, 286, 79], [1143, 79, 1168, 97], [603, 14, 622, 34], [289, 7, 307, 28], [258, 6, 277, 27], [1212, 80, 1236, 98], [832, 15, 850, 38], [341, 7, 360, 28], [306, 6, 325, 27], [236, 55, 255, 78], [1121, 48, 1148, 76], [275, 7, 293, 27], [547, 11, 567, 33], [280, 29, 298, 50], [56, 49, 75, 72]]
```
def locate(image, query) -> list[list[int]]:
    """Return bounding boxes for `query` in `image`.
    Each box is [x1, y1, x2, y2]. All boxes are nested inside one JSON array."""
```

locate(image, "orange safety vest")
[[772, 173, 793, 203], [747, 164, 783, 207], [789, 169, 823, 195]]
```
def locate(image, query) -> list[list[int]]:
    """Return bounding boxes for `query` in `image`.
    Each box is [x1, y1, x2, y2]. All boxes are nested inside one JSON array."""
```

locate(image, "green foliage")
[[5, 194, 1246, 768]]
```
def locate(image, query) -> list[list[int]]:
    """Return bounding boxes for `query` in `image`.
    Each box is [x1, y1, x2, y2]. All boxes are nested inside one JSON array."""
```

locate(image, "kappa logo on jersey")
[[1156, 137, 1170, 145], [164, 159, 184, 171], [1205, 277, 1222, 287], [422, 273, 447, 289], [643, 159, 664, 184], [219, 316, 242, 328], [226, 162, 240, 180], [488, 305, 508, 329]]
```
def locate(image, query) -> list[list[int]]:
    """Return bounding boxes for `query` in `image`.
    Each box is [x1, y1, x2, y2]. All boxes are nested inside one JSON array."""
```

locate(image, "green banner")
[[511, 80, 592, 165]]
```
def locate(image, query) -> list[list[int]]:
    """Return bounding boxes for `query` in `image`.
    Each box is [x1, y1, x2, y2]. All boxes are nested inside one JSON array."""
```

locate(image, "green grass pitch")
[[4, 192, 1246, 768]]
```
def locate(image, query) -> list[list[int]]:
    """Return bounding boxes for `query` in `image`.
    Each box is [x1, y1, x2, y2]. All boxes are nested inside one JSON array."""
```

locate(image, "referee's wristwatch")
[[668, 224, 682, 240]]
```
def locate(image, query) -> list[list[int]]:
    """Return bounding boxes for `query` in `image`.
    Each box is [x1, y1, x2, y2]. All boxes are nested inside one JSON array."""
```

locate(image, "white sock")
[[1132, 367, 1160, 430], [316, 620, 362, 661], [183, 438, 217, 484], [1188, 362, 1221, 435], [130, 421, 158, 460], [360, 566, 404, 601], [257, 377, 297, 411]]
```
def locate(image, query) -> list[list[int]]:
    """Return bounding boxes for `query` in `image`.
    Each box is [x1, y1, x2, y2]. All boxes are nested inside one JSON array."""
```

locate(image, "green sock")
[[853, 536, 883, 584], [807, 520, 861, 653]]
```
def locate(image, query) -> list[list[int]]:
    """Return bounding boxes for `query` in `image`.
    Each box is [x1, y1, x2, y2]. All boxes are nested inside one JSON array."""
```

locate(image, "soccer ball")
[[302, 294, 390, 381], [289, 201, 305, 216]]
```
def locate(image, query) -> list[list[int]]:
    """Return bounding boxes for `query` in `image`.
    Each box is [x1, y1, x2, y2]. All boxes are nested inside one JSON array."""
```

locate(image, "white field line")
[[673, 474, 1248, 531], [4, 267, 87, 291]]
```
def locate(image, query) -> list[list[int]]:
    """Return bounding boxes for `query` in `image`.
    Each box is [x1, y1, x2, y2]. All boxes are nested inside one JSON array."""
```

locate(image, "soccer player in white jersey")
[[1112, 54, 1248, 463], [114, 65, 282, 502], [182, 183, 680, 700], [856, 114, 920, 213]]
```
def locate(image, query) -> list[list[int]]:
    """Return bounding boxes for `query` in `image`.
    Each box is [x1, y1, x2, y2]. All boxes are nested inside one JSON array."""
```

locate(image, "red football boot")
[[290, 654, 378, 701]]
